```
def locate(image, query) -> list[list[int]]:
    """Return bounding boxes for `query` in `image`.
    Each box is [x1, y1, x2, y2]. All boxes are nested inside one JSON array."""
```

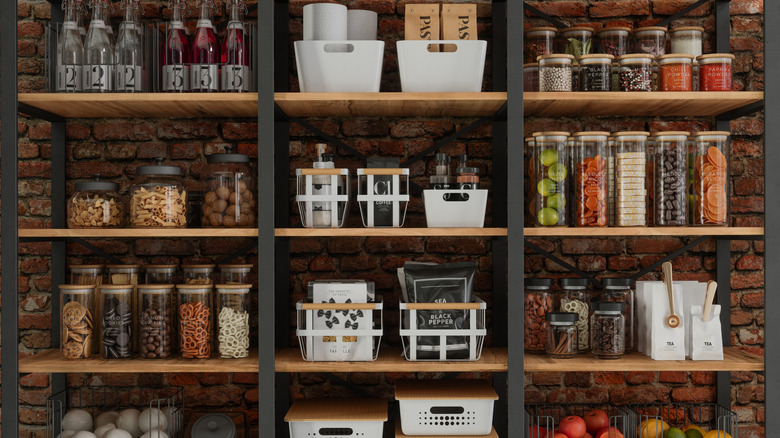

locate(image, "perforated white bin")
[[295, 40, 385, 92], [423, 189, 488, 227], [286, 398, 388, 438], [397, 40, 487, 92]]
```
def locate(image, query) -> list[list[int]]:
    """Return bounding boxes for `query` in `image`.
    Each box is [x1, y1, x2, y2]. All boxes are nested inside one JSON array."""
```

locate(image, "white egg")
[[95, 411, 119, 428], [103, 430, 133, 438], [72, 432, 97, 438], [116, 409, 142, 438], [160, 407, 181, 436], [62, 409, 93, 432], [138, 408, 167, 433], [94, 423, 117, 438], [57, 431, 77, 438], [139, 431, 169, 438]]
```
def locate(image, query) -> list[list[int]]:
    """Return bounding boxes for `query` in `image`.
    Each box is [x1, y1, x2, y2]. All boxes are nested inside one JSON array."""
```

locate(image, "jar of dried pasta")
[[69, 264, 104, 285], [67, 175, 125, 228], [216, 284, 251, 358], [202, 147, 256, 228], [130, 159, 187, 228], [219, 264, 252, 284], [177, 284, 213, 359], [60, 285, 96, 359], [182, 264, 215, 285]]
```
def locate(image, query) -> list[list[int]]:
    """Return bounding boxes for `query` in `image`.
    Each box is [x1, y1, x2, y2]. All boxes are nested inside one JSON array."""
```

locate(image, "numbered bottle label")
[[84, 64, 113, 91], [116, 64, 143, 92], [57, 65, 83, 92], [191, 64, 219, 91], [221, 65, 249, 91], [163, 64, 190, 91]]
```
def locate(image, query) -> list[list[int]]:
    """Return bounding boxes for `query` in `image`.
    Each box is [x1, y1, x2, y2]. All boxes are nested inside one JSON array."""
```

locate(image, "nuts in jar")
[[525, 278, 554, 353], [202, 147, 257, 227]]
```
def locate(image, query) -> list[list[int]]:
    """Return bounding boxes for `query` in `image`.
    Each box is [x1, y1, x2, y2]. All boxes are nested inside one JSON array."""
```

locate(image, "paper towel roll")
[[347, 9, 378, 40], [303, 3, 348, 41]]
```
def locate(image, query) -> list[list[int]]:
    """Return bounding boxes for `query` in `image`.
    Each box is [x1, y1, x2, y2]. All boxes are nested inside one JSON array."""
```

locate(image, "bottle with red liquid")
[[163, 0, 190, 92], [191, 0, 220, 92], [221, 0, 250, 92]]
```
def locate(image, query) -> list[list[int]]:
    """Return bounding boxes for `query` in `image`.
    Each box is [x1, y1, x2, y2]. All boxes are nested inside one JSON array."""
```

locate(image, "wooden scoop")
[[662, 262, 680, 328], [703, 280, 718, 322]]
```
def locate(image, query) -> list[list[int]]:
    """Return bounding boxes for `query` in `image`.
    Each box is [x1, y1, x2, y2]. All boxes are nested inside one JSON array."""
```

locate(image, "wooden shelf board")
[[524, 227, 763, 237], [276, 228, 507, 237], [18, 93, 259, 118], [524, 91, 764, 117], [19, 349, 259, 373], [19, 228, 259, 238], [274, 92, 507, 117], [524, 347, 764, 372], [275, 347, 508, 373]]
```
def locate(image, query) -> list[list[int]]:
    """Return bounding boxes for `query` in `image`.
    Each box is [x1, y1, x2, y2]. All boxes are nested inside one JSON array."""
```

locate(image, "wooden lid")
[[395, 379, 498, 400], [670, 26, 704, 33], [97, 284, 134, 291], [137, 284, 175, 291], [219, 264, 253, 269], [693, 131, 731, 137], [652, 131, 691, 137], [523, 62, 538, 68], [658, 53, 695, 61], [69, 264, 105, 270], [597, 26, 631, 34], [578, 54, 614, 61], [573, 131, 611, 137], [537, 54, 575, 61], [59, 285, 95, 292], [394, 422, 498, 438], [106, 264, 141, 269], [614, 131, 651, 137], [617, 54, 654, 61], [525, 26, 558, 34], [534, 131, 570, 137], [697, 53, 736, 60], [285, 398, 388, 422], [634, 26, 667, 34], [182, 264, 216, 269], [561, 26, 594, 34], [215, 284, 252, 293], [144, 264, 179, 270]]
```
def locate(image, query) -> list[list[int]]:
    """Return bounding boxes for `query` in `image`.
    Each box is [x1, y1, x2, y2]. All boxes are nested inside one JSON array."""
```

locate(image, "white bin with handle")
[[295, 40, 385, 92], [423, 189, 488, 227], [397, 40, 487, 92]]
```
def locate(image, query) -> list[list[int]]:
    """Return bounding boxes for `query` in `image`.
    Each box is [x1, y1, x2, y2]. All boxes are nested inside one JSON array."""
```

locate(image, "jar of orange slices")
[[572, 132, 610, 227], [690, 132, 730, 226]]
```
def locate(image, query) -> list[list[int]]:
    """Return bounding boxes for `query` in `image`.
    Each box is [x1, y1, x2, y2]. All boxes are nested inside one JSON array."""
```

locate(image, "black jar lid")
[[75, 174, 118, 192], [546, 312, 578, 323], [592, 301, 626, 312], [456, 167, 480, 175], [137, 158, 183, 176], [560, 278, 589, 289], [602, 278, 632, 289], [206, 146, 250, 164], [526, 278, 554, 288], [190, 413, 237, 438]]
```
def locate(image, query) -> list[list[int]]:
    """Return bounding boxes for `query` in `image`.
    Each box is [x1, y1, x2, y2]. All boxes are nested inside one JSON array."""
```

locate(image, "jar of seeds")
[[538, 54, 574, 92], [591, 301, 625, 359], [618, 54, 654, 91]]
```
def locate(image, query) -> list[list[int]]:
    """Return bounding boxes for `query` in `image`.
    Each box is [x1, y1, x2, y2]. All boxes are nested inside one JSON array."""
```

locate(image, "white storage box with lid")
[[357, 168, 409, 228], [423, 189, 488, 227], [295, 40, 385, 92], [296, 301, 383, 362], [394, 422, 498, 438], [397, 40, 487, 92], [395, 379, 497, 436], [286, 398, 388, 438], [296, 168, 350, 228], [400, 298, 486, 361]]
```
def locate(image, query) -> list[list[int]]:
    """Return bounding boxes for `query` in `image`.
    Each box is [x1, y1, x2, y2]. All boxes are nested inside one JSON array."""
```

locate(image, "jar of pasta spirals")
[[558, 278, 590, 352], [177, 284, 213, 359], [216, 284, 251, 358], [130, 159, 187, 228]]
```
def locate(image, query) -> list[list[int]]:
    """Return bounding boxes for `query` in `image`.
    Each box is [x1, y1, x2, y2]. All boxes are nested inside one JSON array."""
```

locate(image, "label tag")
[[191, 64, 219, 91], [84, 64, 113, 91], [221, 65, 249, 91], [116, 64, 143, 91], [57, 64, 83, 92], [163, 64, 190, 91]]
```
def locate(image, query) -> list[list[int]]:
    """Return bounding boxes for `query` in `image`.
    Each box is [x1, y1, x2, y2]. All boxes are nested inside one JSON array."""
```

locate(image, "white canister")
[[347, 9, 378, 40], [303, 3, 348, 41]]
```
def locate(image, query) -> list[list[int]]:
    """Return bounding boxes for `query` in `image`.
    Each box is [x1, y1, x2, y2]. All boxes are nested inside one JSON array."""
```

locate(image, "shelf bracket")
[[629, 236, 711, 281], [715, 100, 765, 121], [658, 0, 713, 28], [522, 2, 567, 29], [69, 237, 124, 265], [524, 239, 604, 288], [18, 102, 65, 123], [276, 103, 368, 161]]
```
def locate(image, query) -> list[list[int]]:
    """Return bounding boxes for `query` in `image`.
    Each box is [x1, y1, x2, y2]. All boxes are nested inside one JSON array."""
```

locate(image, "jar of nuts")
[[525, 278, 554, 354], [130, 159, 188, 228], [67, 175, 125, 228], [202, 147, 256, 228]]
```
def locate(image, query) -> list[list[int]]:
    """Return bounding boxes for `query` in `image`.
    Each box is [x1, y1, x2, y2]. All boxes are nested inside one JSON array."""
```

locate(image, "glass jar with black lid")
[[598, 278, 636, 352], [130, 159, 187, 228], [558, 278, 590, 352], [545, 312, 578, 358], [68, 175, 125, 228], [525, 278, 554, 354], [591, 301, 626, 359], [202, 147, 256, 228]]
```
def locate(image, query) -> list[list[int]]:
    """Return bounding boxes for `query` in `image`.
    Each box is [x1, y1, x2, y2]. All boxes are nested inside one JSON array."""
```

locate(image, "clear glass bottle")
[[590, 301, 625, 359], [76, 0, 88, 42], [532, 132, 570, 226], [690, 131, 730, 225], [216, 284, 251, 358], [202, 147, 256, 227], [163, 0, 190, 92], [130, 159, 188, 228], [98, 284, 134, 359], [538, 54, 574, 92], [597, 26, 630, 57], [572, 131, 609, 227], [106, 264, 141, 286], [545, 312, 578, 358], [221, 0, 251, 92], [114, 0, 143, 92], [654, 132, 690, 226], [67, 175, 125, 228], [69, 264, 104, 285], [191, 0, 220, 92], [633, 26, 667, 56], [83, 0, 114, 92], [658, 54, 694, 91], [57, 0, 85, 92], [182, 264, 216, 285], [523, 62, 539, 92], [613, 131, 650, 226], [558, 278, 590, 352], [524, 278, 554, 354], [60, 285, 96, 359], [219, 264, 252, 284], [144, 264, 178, 284], [599, 278, 635, 353], [669, 26, 704, 58], [618, 54, 653, 91], [578, 54, 613, 91], [697, 54, 735, 91], [525, 27, 557, 63], [560, 27, 593, 58], [177, 284, 213, 359], [138, 284, 175, 359]]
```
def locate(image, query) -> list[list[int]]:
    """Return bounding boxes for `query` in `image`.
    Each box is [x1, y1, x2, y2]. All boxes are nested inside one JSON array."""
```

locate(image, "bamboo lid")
[[634, 26, 668, 34], [561, 26, 594, 34], [652, 131, 691, 137], [597, 26, 631, 34], [670, 26, 704, 33], [395, 379, 498, 400], [525, 26, 558, 34], [284, 398, 388, 422]]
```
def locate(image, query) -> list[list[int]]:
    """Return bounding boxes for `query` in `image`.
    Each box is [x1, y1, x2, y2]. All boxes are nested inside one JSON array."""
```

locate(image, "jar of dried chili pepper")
[[525, 27, 557, 63], [572, 132, 609, 227]]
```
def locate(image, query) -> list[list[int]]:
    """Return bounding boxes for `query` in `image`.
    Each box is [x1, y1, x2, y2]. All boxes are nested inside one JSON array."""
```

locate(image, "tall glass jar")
[[67, 175, 125, 228], [599, 278, 635, 352], [607, 136, 616, 226], [658, 54, 694, 91], [578, 54, 613, 91], [654, 132, 690, 226], [525, 136, 536, 227], [613, 132, 650, 227], [633, 26, 667, 56], [524, 63, 539, 92], [182, 264, 216, 285], [69, 264, 104, 285], [216, 284, 251, 358], [130, 159, 187, 227], [538, 54, 574, 92], [591, 301, 626, 359], [144, 264, 179, 284], [597, 27, 630, 57], [669, 26, 703, 58], [690, 131, 730, 226], [618, 54, 653, 91], [572, 64, 580, 91], [560, 27, 593, 58], [524, 278, 554, 354], [697, 54, 735, 91], [202, 147, 256, 228], [558, 278, 590, 352], [138, 284, 175, 359], [532, 132, 570, 227], [525, 27, 557, 63], [177, 284, 213, 359], [98, 284, 134, 359], [647, 137, 656, 227], [60, 285, 96, 359], [572, 132, 609, 227], [219, 264, 252, 284], [545, 312, 578, 359], [107, 264, 141, 286]]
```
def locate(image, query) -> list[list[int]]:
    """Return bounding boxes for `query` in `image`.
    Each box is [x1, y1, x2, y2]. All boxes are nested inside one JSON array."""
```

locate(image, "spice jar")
[[558, 278, 590, 352], [538, 54, 574, 92], [219, 264, 253, 284], [560, 27, 593, 58], [177, 284, 213, 359], [578, 54, 613, 91], [633, 26, 667, 56], [130, 159, 187, 228], [138, 284, 174, 359], [98, 284, 134, 359], [69, 264, 104, 285], [107, 264, 141, 286], [669, 26, 704, 58], [618, 54, 653, 91], [571, 64, 580, 91], [697, 54, 735, 91], [60, 285, 96, 359], [532, 132, 570, 227], [67, 175, 125, 228], [572, 132, 609, 227], [525, 27, 557, 63], [658, 54, 694, 91], [599, 278, 635, 352], [456, 167, 480, 189], [524, 63, 539, 92], [545, 312, 578, 358], [182, 264, 215, 285], [690, 131, 730, 225], [597, 27, 630, 57], [613, 132, 650, 226], [202, 147, 256, 227], [653, 132, 690, 226], [524, 278, 554, 354], [144, 264, 179, 285], [590, 301, 626, 359], [216, 284, 251, 358]]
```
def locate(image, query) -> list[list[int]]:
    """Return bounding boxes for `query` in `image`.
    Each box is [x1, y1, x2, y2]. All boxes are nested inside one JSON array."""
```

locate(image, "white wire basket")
[[296, 168, 350, 228], [399, 298, 486, 361], [357, 168, 409, 228], [296, 301, 383, 362], [423, 189, 488, 227]]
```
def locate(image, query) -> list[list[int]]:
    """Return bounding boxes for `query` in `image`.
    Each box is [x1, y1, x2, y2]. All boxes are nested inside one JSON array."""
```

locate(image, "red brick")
[[94, 122, 155, 141], [526, 1, 587, 17], [594, 372, 625, 385], [577, 255, 606, 272], [20, 373, 49, 388], [34, 276, 52, 292], [544, 256, 575, 273], [626, 371, 655, 384], [548, 388, 610, 404], [671, 386, 716, 403], [605, 255, 638, 271], [590, 1, 650, 17], [22, 331, 52, 348], [340, 254, 379, 271], [19, 313, 52, 330], [18, 1, 31, 17], [66, 124, 91, 140], [135, 239, 197, 256], [184, 387, 245, 406], [354, 0, 396, 14], [690, 371, 716, 386], [738, 328, 764, 344], [72, 143, 103, 159], [201, 372, 230, 386], [732, 273, 764, 290], [736, 385, 764, 403], [731, 0, 763, 14], [561, 239, 622, 255], [158, 121, 219, 139], [19, 407, 46, 425], [730, 196, 764, 213], [106, 143, 137, 160], [290, 238, 324, 254], [67, 162, 123, 178], [327, 238, 361, 254], [18, 142, 39, 159], [290, 120, 339, 137], [652, 0, 710, 16], [627, 237, 683, 254], [734, 176, 764, 195], [730, 118, 764, 135], [736, 254, 763, 270], [20, 259, 49, 274], [659, 371, 688, 383], [732, 309, 754, 325], [390, 121, 454, 138], [233, 372, 259, 384], [170, 143, 201, 159], [309, 255, 338, 271], [223, 122, 258, 140], [427, 238, 486, 255], [32, 3, 51, 19], [18, 40, 36, 57], [564, 371, 592, 387], [342, 119, 390, 137], [18, 21, 43, 38], [365, 237, 425, 253], [28, 199, 51, 216], [200, 238, 254, 255], [611, 387, 669, 404]]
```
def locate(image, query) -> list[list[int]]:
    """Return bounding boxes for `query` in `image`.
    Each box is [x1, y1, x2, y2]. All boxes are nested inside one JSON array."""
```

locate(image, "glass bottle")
[[558, 278, 590, 352], [98, 284, 134, 359], [100, 0, 114, 47], [216, 284, 251, 358], [658, 54, 694, 92], [545, 312, 578, 358], [572, 131, 609, 227], [177, 284, 213, 359], [57, 0, 85, 92], [618, 54, 653, 91], [76, 0, 88, 42], [163, 0, 190, 92], [532, 132, 570, 226], [523, 62, 539, 92], [83, 0, 114, 92], [191, 0, 220, 92], [524, 278, 554, 354], [221, 0, 251, 92], [590, 301, 626, 359], [60, 285, 96, 359], [138, 284, 175, 359], [115, 0, 143, 92]]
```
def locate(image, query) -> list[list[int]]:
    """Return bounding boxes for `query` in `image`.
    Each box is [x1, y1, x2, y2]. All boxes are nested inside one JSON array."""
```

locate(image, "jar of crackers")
[[613, 132, 651, 226], [177, 284, 213, 359], [60, 285, 96, 360], [219, 264, 252, 284], [67, 175, 125, 228], [182, 264, 215, 285], [690, 131, 730, 225], [202, 147, 256, 227], [216, 284, 251, 359], [130, 159, 187, 228]]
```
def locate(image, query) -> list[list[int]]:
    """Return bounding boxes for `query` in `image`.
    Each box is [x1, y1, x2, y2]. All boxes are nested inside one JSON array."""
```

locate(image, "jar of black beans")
[[538, 54, 575, 92], [618, 54, 654, 91], [654, 132, 690, 226], [578, 54, 614, 91]]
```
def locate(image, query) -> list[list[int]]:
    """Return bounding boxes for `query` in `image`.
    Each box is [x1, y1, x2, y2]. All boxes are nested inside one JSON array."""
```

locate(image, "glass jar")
[[669, 26, 704, 58], [69, 264, 104, 285], [560, 27, 593, 58], [177, 284, 213, 359], [607, 136, 616, 227], [144, 264, 179, 284], [646, 137, 656, 227], [633, 26, 667, 56], [525, 136, 536, 227], [216, 284, 251, 358], [545, 312, 578, 359], [558, 278, 590, 352], [572, 132, 609, 227], [202, 147, 256, 227], [613, 132, 650, 227], [107, 264, 141, 286], [658, 54, 694, 91], [67, 175, 125, 228], [138, 284, 175, 359], [653, 132, 690, 226], [524, 63, 539, 92], [219, 264, 253, 284], [571, 64, 580, 91], [532, 132, 570, 227], [525, 27, 557, 63], [599, 278, 635, 352], [182, 264, 216, 285], [524, 278, 554, 354], [618, 54, 653, 91], [538, 54, 574, 92], [98, 284, 134, 359], [578, 54, 613, 91], [697, 54, 735, 91], [60, 285, 96, 359], [611, 62, 620, 91], [597, 26, 630, 57], [456, 167, 480, 189], [690, 131, 730, 226], [591, 301, 626, 359], [130, 159, 187, 228]]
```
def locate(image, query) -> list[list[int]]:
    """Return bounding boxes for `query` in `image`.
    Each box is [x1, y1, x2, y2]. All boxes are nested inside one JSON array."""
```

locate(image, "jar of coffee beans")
[[653, 132, 690, 226], [138, 284, 174, 359], [525, 278, 554, 353], [538, 54, 574, 92], [598, 278, 635, 352], [590, 301, 625, 359], [202, 147, 256, 227]]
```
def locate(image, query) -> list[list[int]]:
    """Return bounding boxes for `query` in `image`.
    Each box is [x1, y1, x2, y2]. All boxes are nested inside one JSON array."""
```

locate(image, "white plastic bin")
[[296, 301, 383, 362], [394, 422, 498, 437], [423, 189, 488, 227], [295, 40, 385, 92], [286, 398, 388, 438], [399, 298, 486, 361], [397, 40, 487, 92]]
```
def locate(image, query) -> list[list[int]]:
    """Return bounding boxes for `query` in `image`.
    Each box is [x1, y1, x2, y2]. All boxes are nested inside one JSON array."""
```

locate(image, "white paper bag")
[[691, 304, 724, 360], [636, 281, 649, 355], [682, 281, 707, 357], [650, 282, 686, 361]]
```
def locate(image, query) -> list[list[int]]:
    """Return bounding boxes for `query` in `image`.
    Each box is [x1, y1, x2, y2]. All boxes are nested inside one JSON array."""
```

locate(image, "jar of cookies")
[[177, 285, 213, 359], [202, 147, 256, 227], [144, 264, 179, 284], [216, 284, 251, 358], [67, 175, 125, 228], [107, 264, 141, 286], [69, 264, 104, 285], [219, 264, 252, 284], [130, 159, 187, 228], [98, 285, 134, 359], [138, 284, 175, 359], [182, 264, 215, 285], [60, 285, 96, 359]]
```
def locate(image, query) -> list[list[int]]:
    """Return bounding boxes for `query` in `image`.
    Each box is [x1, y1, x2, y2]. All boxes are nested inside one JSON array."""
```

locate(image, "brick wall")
[[7, 0, 766, 436]]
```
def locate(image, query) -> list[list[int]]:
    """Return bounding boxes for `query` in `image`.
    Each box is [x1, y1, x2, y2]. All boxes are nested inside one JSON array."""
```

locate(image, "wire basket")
[[357, 169, 409, 228], [400, 298, 486, 361], [297, 300, 383, 362], [526, 403, 630, 438], [628, 403, 737, 438], [296, 168, 350, 228]]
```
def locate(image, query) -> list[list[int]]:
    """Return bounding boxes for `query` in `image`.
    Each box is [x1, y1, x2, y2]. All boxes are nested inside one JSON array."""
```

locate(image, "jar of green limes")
[[531, 132, 570, 227]]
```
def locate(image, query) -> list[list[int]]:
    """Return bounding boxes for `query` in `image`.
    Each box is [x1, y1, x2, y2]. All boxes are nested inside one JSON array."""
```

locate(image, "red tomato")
[[595, 426, 624, 438], [584, 409, 610, 435], [529, 425, 548, 438], [558, 416, 587, 438]]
